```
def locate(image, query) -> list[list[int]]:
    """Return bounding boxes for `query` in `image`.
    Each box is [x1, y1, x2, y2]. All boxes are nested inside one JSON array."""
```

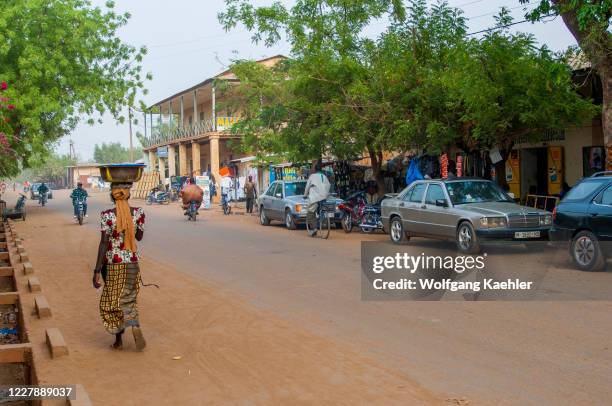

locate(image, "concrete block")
[[22, 262, 34, 275], [35, 296, 52, 318], [28, 276, 41, 292], [20, 253, 29, 262], [46, 328, 68, 358], [67, 384, 92, 406]]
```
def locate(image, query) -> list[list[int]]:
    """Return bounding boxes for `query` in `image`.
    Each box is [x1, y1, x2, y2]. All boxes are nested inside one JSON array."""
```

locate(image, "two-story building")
[[140, 55, 285, 185]]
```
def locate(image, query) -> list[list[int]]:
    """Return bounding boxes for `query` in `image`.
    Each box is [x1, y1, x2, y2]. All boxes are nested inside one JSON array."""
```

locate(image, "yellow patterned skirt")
[[99, 263, 141, 334]]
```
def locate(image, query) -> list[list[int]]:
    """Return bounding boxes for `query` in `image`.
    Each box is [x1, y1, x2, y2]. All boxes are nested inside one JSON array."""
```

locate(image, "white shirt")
[[304, 172, 331, 204]]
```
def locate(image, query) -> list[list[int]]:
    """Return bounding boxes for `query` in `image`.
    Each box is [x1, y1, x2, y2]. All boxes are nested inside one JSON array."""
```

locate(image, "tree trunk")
[[602, 66, 612, 170], [553, 1, 612, 168], [367, 145, 386, 195]]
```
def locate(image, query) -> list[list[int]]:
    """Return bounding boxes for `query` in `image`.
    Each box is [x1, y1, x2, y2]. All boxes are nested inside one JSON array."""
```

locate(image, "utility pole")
[[128, 107, 134, 162], [69, 139, 80, 188]]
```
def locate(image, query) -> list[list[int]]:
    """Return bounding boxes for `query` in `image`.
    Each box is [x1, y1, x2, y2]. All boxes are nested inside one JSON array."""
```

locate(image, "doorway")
[[520, 148, 548, 197]]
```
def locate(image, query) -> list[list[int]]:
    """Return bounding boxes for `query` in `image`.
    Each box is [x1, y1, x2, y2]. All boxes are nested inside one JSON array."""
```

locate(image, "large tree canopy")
[[0, 0, 150, 177], [523, 0, 612, 167], [220, 0, 596, 191]]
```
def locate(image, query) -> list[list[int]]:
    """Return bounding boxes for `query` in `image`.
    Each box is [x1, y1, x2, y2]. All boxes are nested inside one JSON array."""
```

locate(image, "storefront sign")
[[157, 146, 168, 158], [216, 116, 239, 131], [196, 176, 211, 209]]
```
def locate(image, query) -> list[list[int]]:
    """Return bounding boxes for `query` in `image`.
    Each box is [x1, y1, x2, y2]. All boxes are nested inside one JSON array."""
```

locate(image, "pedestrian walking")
[[93, 183, 146, 351], [244, 175, 257, 214]]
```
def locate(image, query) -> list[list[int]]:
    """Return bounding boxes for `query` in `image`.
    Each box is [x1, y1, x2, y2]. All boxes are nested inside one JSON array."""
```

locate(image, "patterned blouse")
[[100, 207, 145, 264]]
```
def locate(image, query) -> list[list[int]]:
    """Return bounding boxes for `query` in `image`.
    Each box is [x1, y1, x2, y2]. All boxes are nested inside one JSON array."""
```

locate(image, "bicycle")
[[306, 200, 336, 239]]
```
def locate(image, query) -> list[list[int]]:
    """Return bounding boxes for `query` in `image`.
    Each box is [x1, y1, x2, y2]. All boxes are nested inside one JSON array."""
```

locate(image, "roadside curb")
[[2, 220, 91, 404]]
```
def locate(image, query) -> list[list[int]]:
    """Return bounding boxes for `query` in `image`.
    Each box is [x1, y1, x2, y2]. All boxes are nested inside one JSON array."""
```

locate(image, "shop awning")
[[230, 156, 257, 163]]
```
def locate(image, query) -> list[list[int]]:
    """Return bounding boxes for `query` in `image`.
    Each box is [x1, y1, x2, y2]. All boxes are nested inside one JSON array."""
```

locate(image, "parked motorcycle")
[[75, 198, 86, 225], [146, 188, 170, 205], [187, 201, 198, 221], [337, 191, 383, 233]]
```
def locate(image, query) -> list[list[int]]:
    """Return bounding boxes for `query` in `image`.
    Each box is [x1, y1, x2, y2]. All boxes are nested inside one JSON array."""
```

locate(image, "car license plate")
[[326, 212, 335, 218], [514, 231, 540, 239]]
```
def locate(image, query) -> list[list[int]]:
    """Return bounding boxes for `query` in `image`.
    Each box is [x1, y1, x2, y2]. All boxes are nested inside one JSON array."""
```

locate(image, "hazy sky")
[[59, 0, 578, 161]]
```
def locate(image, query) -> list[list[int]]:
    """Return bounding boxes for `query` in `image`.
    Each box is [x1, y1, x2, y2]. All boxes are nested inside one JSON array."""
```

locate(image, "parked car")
[[258, 180, 343, 229], [381, 178, 552, 253], [29, 183, 53, 200], [550, 172, 612, 271]]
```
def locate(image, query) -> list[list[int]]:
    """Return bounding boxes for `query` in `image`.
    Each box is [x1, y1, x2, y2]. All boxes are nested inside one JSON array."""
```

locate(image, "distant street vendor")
[[180, 177, 203, 214], [93, 182, 146, 351]]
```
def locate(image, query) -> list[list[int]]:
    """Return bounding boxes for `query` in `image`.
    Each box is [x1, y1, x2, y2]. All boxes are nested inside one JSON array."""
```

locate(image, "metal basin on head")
[[99, 163, 145, 183]]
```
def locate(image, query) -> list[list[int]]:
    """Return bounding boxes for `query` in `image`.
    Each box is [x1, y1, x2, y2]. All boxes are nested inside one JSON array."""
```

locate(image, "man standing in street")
[[244, 175, 256, 214]]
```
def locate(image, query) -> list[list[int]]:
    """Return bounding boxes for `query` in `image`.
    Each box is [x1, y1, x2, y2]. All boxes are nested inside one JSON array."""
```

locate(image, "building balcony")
[[142, 116, 239, 149]]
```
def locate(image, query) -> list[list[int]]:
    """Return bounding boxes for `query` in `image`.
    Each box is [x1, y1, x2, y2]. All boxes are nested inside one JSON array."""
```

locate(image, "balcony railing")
[[142, 116, 238, 148]]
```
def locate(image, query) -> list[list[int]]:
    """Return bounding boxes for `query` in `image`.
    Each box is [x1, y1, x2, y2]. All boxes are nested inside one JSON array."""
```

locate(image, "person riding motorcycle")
[[180, 177, 203, 215], [70, 182, 89, 218], [304, 160, 331, 225], [37, 183, 49, 204]]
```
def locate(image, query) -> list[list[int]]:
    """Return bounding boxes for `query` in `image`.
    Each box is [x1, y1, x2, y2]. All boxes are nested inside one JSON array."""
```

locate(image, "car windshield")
[[284, 182, 306, 197], [445, 180, 513, 205], [562, 179, 607, 201]]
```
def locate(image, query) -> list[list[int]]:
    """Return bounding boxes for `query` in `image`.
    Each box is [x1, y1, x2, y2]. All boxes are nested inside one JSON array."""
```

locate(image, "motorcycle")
[[146, 188, 170, 205], [75, 198, 86, 225], [221, 193, 231, 215], [187, 200, 198, 221], [38, 192, 47, 207], [337, 191, 383, 233]]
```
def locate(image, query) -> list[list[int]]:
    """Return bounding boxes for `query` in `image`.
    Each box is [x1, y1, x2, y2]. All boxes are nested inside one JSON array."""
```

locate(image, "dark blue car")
[[550, 172, 612, 271]]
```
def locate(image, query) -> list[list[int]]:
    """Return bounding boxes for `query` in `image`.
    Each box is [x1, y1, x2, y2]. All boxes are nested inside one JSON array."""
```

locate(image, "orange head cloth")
[[111, 188, 136, 252]]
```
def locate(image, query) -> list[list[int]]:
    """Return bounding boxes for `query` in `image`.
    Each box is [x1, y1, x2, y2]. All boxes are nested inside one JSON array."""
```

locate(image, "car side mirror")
[[275, 193, 282, 198], [435, 199, 448, 207]]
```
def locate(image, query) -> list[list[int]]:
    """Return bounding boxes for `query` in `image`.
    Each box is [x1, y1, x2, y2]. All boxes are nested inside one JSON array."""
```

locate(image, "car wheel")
[[285, 209, 297, 230], [457, 221, 480, 254], [571, 230, 605, 271], [259, 206, 270, 226], [389, 216, 407, 244]]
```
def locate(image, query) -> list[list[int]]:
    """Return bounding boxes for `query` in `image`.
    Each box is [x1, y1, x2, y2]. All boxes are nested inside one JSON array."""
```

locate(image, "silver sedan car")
[[381, 178, 552, 253], [258, 180, 343, 229]]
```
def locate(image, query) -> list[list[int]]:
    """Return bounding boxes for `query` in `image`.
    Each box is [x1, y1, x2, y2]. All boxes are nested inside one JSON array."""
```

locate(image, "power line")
[[466, 13, 556, 36]]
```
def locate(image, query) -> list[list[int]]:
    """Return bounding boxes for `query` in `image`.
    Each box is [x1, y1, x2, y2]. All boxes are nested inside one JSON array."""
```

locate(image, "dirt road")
[[10, 190, 612, 405]]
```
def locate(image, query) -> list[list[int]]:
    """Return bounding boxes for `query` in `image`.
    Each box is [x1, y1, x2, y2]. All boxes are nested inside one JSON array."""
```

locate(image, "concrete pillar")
[[148, 151, 156, 172], [178, 143, 188, 176], [180, 95, 184, 127], [168, 145, 177, 177], [193, 90, 198, 124], [158, 157, 166, 183], [191, 142, 201, 176], [209, 135, 220, 203], [212, 86, 216, 131]]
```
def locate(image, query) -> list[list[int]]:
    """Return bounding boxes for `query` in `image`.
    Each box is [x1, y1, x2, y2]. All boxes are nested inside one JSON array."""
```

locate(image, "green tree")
[[446, 10, 597, 186], [0, 0, 150, 177], [522, 0, 612, 165], [219, 0, 412, 192], [220, 0, 598, 191], [93, 142, 133, 164]]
